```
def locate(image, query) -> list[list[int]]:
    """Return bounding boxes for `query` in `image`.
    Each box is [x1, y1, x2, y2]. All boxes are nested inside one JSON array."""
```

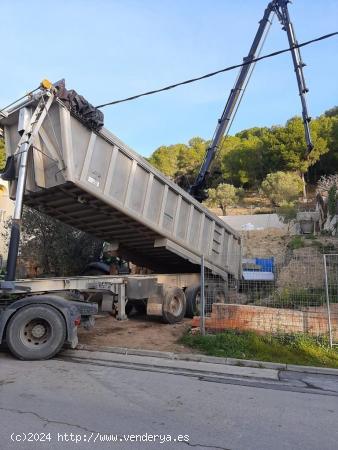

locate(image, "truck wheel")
[[162, 287, 186, 324], [185, 284, 201, 317], [186, 284, 227, 317], [6, 305, 66, 360], [83, 269, 106, 276], [134, 301, 147, 315], [125, 301, 146, 317], [213, 285, 227, 304], [125, 301, 134, 316]]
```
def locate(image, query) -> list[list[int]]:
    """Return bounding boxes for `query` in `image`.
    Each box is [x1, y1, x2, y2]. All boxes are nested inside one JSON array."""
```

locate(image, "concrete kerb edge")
[[76, 344, 338, 375], [3, 342, 338, 375], [77, 344, 319, 373]]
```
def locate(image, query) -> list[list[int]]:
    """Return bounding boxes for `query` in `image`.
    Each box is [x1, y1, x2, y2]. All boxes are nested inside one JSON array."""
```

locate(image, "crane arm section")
[[189, 0, 313, 202]]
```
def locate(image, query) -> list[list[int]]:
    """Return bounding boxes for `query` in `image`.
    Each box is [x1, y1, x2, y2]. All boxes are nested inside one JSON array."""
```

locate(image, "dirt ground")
[[241, 228, 290, 262], [78, 313, 192, 353]]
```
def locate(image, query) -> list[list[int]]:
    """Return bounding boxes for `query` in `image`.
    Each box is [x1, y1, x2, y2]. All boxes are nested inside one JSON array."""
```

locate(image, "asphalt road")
[[0, 350, 338, 450]]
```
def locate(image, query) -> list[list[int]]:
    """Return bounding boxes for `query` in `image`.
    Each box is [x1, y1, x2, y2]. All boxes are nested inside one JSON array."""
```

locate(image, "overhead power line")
[[96, 31, 338, 109]]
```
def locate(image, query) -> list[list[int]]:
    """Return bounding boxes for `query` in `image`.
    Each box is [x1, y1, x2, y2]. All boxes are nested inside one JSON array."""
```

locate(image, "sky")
[[0, 0, 337, 156]]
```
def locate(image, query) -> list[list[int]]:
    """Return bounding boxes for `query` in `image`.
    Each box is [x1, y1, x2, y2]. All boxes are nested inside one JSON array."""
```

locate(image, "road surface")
[[0, 349, 338, 450]]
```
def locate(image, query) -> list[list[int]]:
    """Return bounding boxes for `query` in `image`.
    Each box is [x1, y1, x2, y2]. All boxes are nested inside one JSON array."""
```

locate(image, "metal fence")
[[199, 247, 338, 347], [324, 254, 338, 347]]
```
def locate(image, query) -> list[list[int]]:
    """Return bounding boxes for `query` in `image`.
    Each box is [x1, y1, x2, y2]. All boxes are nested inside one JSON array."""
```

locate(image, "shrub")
[[328, 184, 337, 217], [261, 171, 303, 206], [205, 183, 239, 215]]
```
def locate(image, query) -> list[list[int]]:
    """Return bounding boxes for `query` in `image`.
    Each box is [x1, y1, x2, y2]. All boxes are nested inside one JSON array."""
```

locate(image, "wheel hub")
[[169, 296, 182, 316], [21, 318, 51, 347], [31, 324, 46, 339]]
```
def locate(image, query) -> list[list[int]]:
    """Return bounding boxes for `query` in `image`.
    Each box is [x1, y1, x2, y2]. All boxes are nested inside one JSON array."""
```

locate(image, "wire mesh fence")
[[323, 254, 338, 346], [199, 247, 338, 347]]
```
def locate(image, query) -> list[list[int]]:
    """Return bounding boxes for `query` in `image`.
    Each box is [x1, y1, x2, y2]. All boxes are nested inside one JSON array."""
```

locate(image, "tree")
[[148, 138, 206, 187], [147, 106, 338, 193], [177, 137, 206, 177], [324, 106, 338, 118], [222, 136, 264, 188], [204, 183, 239, 215], [261, 171, 303, 207], [147, 144, 183, 178], [309, 114, 338, 181], [0, 138, 5, 170], [270, 117, 329, 199], [2, 207, 103, 276]]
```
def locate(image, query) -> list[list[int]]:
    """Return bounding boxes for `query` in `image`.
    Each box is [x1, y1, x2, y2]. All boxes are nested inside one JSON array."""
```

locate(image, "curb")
[[75, 344, 338, 375]]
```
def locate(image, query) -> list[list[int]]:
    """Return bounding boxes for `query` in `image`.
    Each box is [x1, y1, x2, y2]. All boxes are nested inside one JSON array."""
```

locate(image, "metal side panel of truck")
[[1, 98, 241, 279]]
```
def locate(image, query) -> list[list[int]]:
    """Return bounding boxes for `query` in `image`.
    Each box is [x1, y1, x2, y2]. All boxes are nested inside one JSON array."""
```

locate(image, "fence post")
[[200, 255, 206, 336], [323, 254, 333, 348]]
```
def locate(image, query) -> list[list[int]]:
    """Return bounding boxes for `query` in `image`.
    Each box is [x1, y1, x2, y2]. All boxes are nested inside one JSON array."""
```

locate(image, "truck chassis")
[[0, 272, 226, 360]]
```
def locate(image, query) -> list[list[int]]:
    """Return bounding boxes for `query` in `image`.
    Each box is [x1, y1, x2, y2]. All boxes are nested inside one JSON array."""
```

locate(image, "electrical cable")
[[96, 31, 338, 109]]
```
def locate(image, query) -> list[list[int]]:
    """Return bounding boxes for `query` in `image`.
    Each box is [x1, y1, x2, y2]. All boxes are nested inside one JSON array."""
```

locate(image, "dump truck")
[[0, 0, 312, 360], [0, 81, 241, 360]]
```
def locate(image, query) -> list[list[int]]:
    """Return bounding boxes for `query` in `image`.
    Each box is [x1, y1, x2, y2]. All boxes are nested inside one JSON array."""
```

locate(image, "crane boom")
[[189, 0, 313, 202]]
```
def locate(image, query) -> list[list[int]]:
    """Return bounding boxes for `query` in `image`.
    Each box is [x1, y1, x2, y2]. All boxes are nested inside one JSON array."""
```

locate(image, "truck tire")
[[185, 284, 226, 317], [162, 287, 186, 324], [6, 305, 66, 360], [82, 268, 106, 276], [185, 284, 201, 318], [125, 300, 146, 317], [212, 284, 227, 304]]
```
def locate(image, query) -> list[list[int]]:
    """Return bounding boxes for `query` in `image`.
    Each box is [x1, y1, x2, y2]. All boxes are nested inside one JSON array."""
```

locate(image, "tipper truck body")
[[0, 85, 241, 360], [2, 96, 241, 278]]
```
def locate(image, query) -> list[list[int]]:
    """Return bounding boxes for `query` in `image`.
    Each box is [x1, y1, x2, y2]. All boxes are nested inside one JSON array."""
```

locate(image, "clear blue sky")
[[1, 0, 337, 156]]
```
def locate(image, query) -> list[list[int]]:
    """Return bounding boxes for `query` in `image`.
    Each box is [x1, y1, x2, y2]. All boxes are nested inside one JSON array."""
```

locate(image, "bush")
[[261, 171, 303, 206], [288, 236, 304, 250], [2, 207, 103, 276], [328, 184, 337, 217], [277, 203, 297, 229], [205, 183, 239, 215]]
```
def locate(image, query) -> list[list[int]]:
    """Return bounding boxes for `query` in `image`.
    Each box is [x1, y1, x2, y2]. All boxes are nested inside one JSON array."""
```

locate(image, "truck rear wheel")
[[185, 284, 227, 317], [162, 287, 186, 324], [185, 284, 201, 317], [6, 305, 66, 360]]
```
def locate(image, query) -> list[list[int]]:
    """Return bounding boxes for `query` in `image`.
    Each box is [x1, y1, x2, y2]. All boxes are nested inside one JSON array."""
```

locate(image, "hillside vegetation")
[[148, 107, 338, 193]]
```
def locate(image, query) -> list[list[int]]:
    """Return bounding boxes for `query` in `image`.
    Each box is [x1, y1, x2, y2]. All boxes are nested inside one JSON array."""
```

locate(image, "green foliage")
[[261, 171, 303, 206], [148, 138, 206, 181], [2, 207, 103, 276], [324, 106, 338, 118], [277, 203, 297, 226], [204, 183, 238, 215], [0, 138, 5, 170], [147, 106, 338, 191], [272, 117, 328, 174], [288, 236, 305, 250], [328, 184, 337, 217], [270, 287, 326, 309], [148, 144, 183, 177], [181, 330, 338, 368]]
